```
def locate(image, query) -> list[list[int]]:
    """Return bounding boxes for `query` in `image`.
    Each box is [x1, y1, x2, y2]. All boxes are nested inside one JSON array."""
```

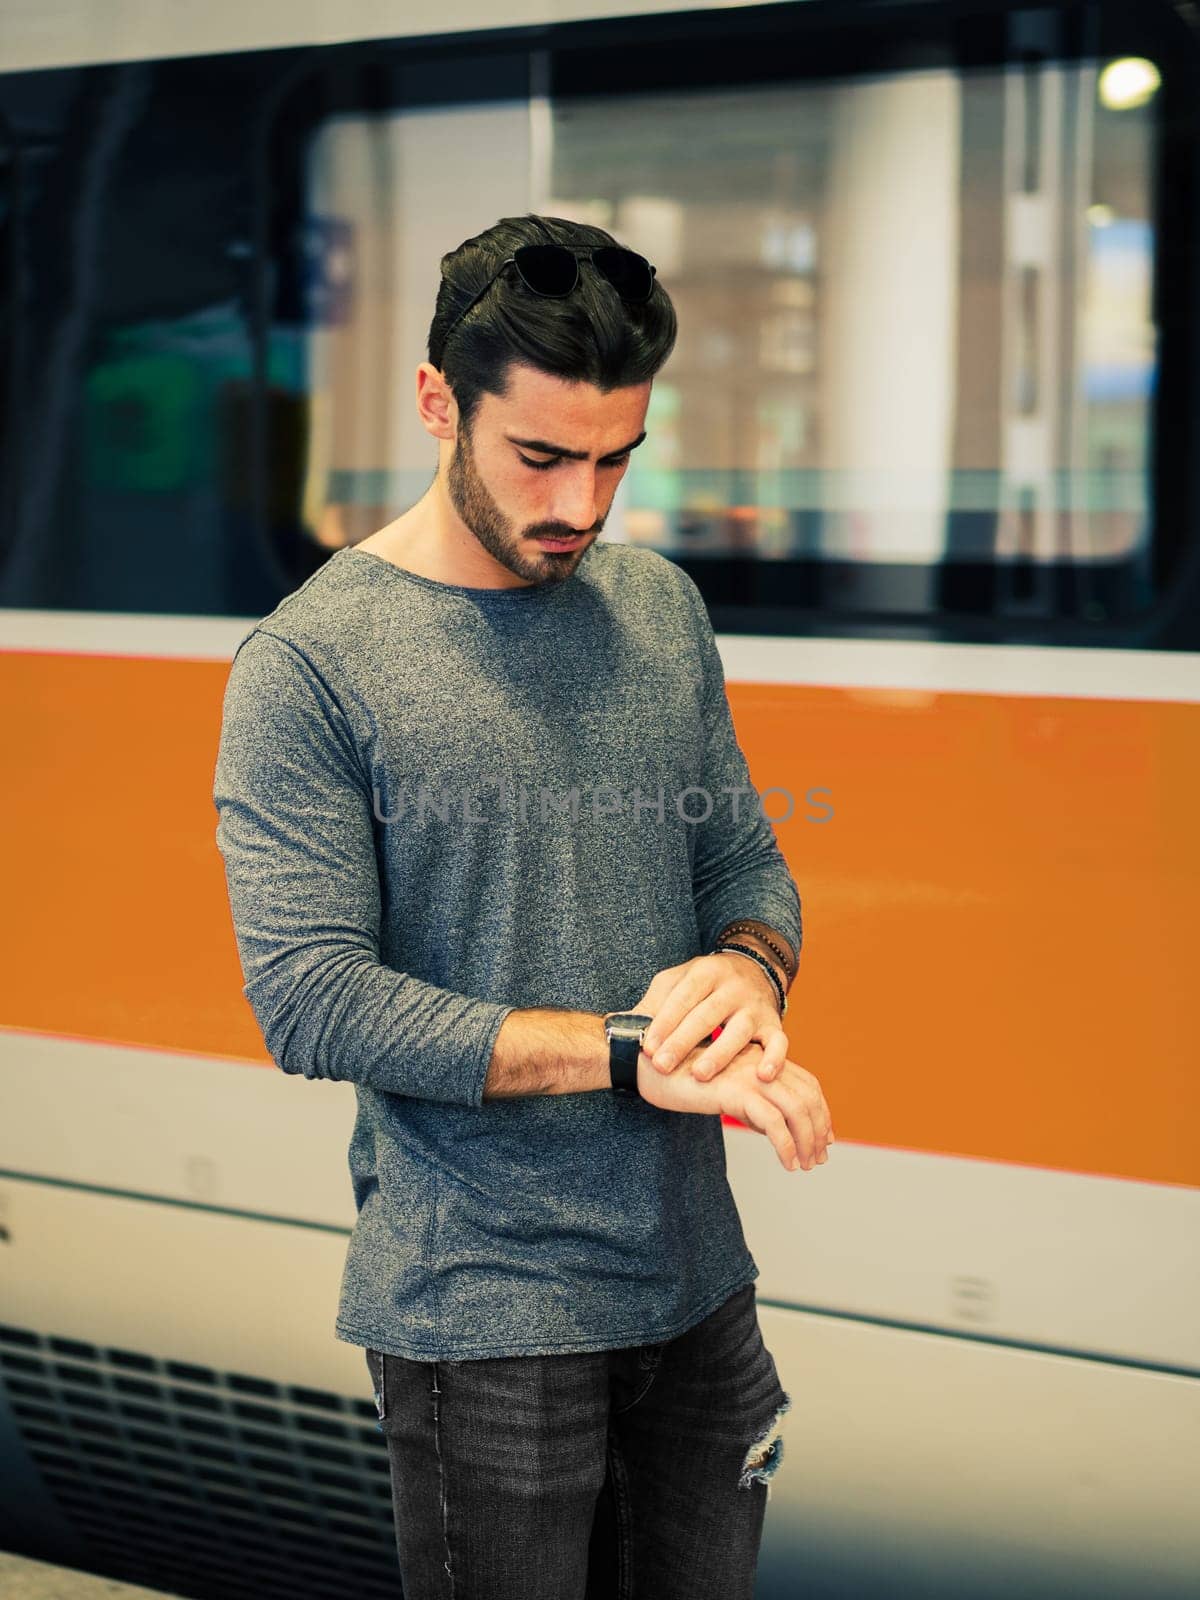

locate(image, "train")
[[1, 1, 1197, 1596]]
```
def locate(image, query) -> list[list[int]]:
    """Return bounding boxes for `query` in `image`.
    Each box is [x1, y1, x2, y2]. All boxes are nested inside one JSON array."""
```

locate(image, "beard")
[[446, 418, 603, 586]]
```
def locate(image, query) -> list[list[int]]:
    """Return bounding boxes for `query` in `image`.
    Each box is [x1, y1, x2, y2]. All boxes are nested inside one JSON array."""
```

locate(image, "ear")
[[416, 363, 458, 443]]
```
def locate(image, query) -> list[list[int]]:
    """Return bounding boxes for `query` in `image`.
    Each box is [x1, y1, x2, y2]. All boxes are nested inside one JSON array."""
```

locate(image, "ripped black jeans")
[[364, 1280, 790, 1600]]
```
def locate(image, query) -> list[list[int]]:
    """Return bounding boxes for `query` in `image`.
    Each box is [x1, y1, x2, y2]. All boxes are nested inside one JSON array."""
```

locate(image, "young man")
[[214, 213, 833, 1599]]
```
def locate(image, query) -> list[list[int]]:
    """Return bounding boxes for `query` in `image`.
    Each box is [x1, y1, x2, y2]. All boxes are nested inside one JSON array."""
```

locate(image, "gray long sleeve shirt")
[[212, 539, 802, 1360]]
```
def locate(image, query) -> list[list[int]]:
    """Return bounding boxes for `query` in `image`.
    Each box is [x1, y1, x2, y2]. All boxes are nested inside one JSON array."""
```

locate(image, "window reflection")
[[301, 57, 1157, 617], [548, 66, 1155, 578]]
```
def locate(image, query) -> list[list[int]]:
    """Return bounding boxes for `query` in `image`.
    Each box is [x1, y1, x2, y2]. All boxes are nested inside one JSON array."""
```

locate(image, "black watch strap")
[[609, 1032, 641, 1097], [604, 1013, 652, 1099]]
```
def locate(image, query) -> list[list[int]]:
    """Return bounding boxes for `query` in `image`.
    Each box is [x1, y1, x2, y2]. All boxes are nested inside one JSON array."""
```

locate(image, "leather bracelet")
[[716, 921, 797, 983], [714, 941, 787, 1017], [719, 922, 796, 982]]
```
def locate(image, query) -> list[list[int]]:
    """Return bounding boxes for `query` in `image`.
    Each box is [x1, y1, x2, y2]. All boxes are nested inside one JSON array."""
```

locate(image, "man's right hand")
[[635, 1040, 834, 1173]]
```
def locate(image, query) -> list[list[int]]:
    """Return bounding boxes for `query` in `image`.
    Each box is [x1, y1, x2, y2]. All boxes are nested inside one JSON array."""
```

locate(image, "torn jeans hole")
[[371, 1350, 386, 1429], [738, 1392, 791, 1500]]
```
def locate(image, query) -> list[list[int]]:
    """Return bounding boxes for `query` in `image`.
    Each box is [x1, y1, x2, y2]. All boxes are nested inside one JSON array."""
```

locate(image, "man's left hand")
[[634, 954, 788, 1085]]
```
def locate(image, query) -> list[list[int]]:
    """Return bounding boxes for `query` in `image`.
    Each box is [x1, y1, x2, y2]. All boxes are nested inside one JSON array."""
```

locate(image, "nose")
[[550, 466, 599, 533]]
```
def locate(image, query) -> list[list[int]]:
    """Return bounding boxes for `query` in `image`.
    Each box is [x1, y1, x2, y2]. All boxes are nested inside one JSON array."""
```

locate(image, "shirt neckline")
[[339, 543, 587, 603]]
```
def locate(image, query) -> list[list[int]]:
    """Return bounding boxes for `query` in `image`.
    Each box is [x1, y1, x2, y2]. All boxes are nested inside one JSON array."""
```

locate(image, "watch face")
[[606, 1012, 653, 1041]]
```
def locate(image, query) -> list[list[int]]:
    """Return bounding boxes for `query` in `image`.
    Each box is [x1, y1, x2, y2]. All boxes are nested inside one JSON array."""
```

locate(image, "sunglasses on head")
[[437, 244, 657, 362]]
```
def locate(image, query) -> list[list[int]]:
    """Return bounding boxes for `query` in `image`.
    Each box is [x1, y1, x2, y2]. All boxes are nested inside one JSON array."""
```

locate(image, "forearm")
[[483, 1008, 611, 1099]]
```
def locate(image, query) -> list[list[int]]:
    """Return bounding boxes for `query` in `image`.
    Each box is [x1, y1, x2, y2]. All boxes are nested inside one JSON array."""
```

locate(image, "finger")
[[642, 969, 717, 1056], [784, 1071, 834, 1152], [755, 1026, 790, 1082], [735, 1092, 801, 1172], [690, 1010, 757, 1080], [757, 1077, 820, 1168], [649, 992, 729, 1070], [808, 1086, 835, 1146], [800, 1089, 831, 1162]]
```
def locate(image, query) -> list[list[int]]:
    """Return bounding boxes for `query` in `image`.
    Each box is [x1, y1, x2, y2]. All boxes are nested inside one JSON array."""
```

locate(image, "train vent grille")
[[0, 1322, 400, 1600]]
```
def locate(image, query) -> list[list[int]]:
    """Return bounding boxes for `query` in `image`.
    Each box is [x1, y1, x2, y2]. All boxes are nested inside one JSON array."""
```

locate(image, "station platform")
[[0, 1553, 183, 1599]]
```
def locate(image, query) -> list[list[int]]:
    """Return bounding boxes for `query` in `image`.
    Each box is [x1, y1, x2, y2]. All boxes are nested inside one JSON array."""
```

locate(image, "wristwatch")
[[603, 1012, 654, 1099]]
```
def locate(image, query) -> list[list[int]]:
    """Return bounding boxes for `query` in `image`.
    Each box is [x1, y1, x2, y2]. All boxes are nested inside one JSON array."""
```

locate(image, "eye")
[[516, 452, 631, 472]]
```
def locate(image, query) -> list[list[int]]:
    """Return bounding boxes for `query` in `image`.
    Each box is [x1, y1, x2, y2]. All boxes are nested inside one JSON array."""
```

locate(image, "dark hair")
[[427, 213, 677, 433]]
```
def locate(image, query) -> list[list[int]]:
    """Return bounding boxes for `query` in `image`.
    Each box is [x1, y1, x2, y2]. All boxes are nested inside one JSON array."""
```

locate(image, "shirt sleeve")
[[212, 627, 513, 1105], [676, 572, 803, 966]]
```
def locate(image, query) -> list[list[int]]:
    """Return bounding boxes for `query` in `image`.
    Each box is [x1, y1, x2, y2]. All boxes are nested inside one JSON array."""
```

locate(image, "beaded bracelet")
[[720, 922, 796, 982], [716, 920, 797, 983], [714, 941, 788, 1017]]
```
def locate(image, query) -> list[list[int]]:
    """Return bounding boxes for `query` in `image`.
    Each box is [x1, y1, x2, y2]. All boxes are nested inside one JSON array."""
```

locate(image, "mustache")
[[524, 519, 605, 539]]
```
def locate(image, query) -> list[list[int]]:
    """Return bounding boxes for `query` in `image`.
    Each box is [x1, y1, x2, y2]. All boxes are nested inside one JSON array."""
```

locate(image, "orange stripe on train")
[[1, 652, 1195, 1189]]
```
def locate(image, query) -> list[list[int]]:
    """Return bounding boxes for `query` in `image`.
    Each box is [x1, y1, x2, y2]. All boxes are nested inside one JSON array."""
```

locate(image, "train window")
[[0, 4, 1194, 639], [287, 11, 1190, 641], [546, 64, 1159, 629]]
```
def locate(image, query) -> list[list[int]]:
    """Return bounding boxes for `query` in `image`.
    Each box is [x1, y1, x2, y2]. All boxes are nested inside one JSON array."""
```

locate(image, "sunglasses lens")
[[593, 247, 655, 302], [514, 245, 579, 297]]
